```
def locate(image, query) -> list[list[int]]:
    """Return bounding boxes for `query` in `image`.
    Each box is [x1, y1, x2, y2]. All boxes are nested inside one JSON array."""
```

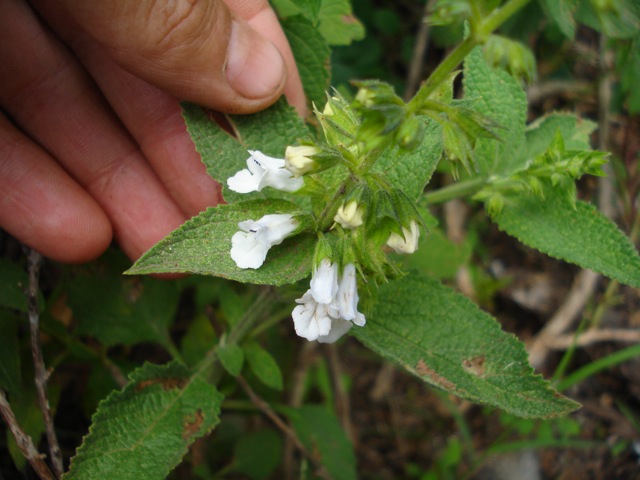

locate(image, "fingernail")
[[226, 20, 285, 99]]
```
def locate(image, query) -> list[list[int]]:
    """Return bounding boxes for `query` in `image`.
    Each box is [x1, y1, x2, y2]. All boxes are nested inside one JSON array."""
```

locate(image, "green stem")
[[407, 0, 531, 113], [423, 177, 485, 204]]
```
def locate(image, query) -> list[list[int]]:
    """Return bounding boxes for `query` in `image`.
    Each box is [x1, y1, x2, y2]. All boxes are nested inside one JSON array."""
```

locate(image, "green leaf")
[[525, 113, 596, 159], [64, 362, 223, 480], [0, 257, 43, 312], [180, 313, 217, 366], [540, 0, 577, 39], [0, 312, 21, 394], [68, 275, 180, 348], [289, 0, 322, 23], [354, 274, 579, 418], [575, 0, 640, 39], [493, 187, 640, 287], [463, 47, 527, 177], [127, 200, 314, 286], [282, 15, 331, 110], [181, 99, 308, 204], [318, 0, 365, 46], [231, 429, 283, 480], [284, 405, 357, 480], [244, 342, 283, 391], [372, 117, 442, 201], [218, 344, 244, 377]]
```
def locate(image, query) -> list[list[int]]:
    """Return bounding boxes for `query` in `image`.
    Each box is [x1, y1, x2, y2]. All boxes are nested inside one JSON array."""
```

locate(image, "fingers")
[[54, 0, 300, 114], [30, 0, 224, 218], [0, 114, 112, 263], [0, 0, 188, 261]]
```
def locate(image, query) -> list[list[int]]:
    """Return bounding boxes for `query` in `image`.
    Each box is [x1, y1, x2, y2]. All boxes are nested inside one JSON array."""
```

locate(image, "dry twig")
[[527, 269, 600, 368], [27, 250, 63, 478], [237, 375, 332, 480], [546, 328, 640, 350], [0, 390, 55, 480]]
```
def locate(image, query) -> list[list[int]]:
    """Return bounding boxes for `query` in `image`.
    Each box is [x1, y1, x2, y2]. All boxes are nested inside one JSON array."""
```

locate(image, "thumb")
[[56, 0, 287, 114]]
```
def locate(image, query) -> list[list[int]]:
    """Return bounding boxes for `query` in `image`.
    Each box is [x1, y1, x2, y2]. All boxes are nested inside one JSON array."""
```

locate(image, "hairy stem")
[[27, 251, 63, 478], [0, 390, 55, 480], [424, 177, 485, 204]]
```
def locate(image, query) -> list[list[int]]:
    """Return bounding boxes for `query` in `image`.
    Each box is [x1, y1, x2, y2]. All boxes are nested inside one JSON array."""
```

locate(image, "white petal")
[[386, 220, 420, 254], [227, 169, 263, 193], [292, 292, 333, 341], [336, 263, 359, 321], [253, 214, 299, 246], [317, 318, 353, 343], [262, 168, 304, 192], [230, 231, 269, 269], [310, 259, 338, 304], [249, 150, 286, 170]]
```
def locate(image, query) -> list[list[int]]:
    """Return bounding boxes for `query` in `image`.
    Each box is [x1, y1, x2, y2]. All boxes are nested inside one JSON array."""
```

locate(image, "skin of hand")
[[0, 0, 306, 264]]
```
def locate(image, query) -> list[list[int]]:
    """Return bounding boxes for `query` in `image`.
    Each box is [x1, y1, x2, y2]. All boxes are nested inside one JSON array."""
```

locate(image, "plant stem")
[[424, 177, 485, 204], [407, 0, 531, 112], [27, 250, 63, 479]]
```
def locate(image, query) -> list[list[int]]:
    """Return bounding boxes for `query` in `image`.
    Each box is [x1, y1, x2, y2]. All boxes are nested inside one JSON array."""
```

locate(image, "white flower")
[[309, 258, 338, 304], [292, 290, 353, 343], [230, 214, 298, 269], [284, 145, 319, 176], [292, 262, 365, 343], [386, 220, 420, 254], [333, 263, 366, 326], [227, 150, 303, 193], [334, 201, 364, 229]]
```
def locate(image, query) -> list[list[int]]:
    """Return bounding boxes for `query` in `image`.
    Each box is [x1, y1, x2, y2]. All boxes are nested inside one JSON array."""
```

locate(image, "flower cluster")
[[226, 94, 424, 343]]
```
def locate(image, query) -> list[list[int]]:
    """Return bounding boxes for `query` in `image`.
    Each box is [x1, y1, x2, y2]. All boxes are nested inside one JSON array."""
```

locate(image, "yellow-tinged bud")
[[284, 145, 320, 177], [334, 201, 364, 229]]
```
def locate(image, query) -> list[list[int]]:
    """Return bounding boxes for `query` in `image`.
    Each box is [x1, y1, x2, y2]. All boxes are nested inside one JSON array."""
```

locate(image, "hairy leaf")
[[493, 188, 640, 287], [373, 117, 442, 201], [525, 113, 595, 159], [354, 274, 579, 418], [283, 15, 331, 109], [318, 0, 365, 46], [64, 362, 223, 480], [463, 47, 527, 177], [181, 100, 308, 204], [540, 0, 577, 38], [127, 200, 314, 286]]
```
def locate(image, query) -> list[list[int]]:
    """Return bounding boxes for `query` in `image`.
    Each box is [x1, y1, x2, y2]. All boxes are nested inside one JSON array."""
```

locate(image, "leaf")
[[68, 275, 180, 348], [0, 257, 43, 312], [0, 312, 21, 394], [353, 274, 579, 418], [231, 429, 283, 480], [540, 0, 577, 39], [244, 342, 283, 391], [575, 0, 640, 39], [525, 113, 596, 159], [493, 187, 640, 287], [127, 200, 315, 286], [284, 405, 357, 480], [372, 117, 442, 201], [180, 313, 217, 366], [282, 15, 331, 110], [318, 0, 365, 46], [463, 47, 527, 177], [218, 344, 244, 377], [64, 362, 223, 480], [181, 99, 309, 204]]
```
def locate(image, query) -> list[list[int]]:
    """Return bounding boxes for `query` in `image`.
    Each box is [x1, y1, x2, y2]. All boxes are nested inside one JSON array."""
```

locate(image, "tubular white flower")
[[309, 258, 338, 304], [292, 290, 354, 343], [333, 263, 366, 326], [227, 150, 303, 193], [284, 145, 319, 176], [334, 201, 364, 229], [292, 291, 333, 341], [230, 214, 298, 269], [386, 220, 420, 254]]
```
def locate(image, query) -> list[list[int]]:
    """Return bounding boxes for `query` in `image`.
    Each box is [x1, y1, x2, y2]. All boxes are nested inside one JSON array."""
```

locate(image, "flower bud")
[[334, 201, 364, 229], [386, 220, 420, 254], [285, 145, 320, 176]]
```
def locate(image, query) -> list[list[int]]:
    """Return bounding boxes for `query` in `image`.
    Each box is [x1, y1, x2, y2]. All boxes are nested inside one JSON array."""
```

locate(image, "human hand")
[[0, 0, 305, 263]]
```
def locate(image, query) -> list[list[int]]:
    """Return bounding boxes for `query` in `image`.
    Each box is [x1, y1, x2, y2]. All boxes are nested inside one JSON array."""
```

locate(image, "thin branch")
[[526, 80, 592, 104], [404, 1, 433, 101], [527, 269, 600, 369], [0, 390, 55, 480], [27, 250, 63, 478], [546, 329, 640, 349], [597, 34, 616, 219], [325, 344, 355, 444], [236, 375, 332, 480]]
